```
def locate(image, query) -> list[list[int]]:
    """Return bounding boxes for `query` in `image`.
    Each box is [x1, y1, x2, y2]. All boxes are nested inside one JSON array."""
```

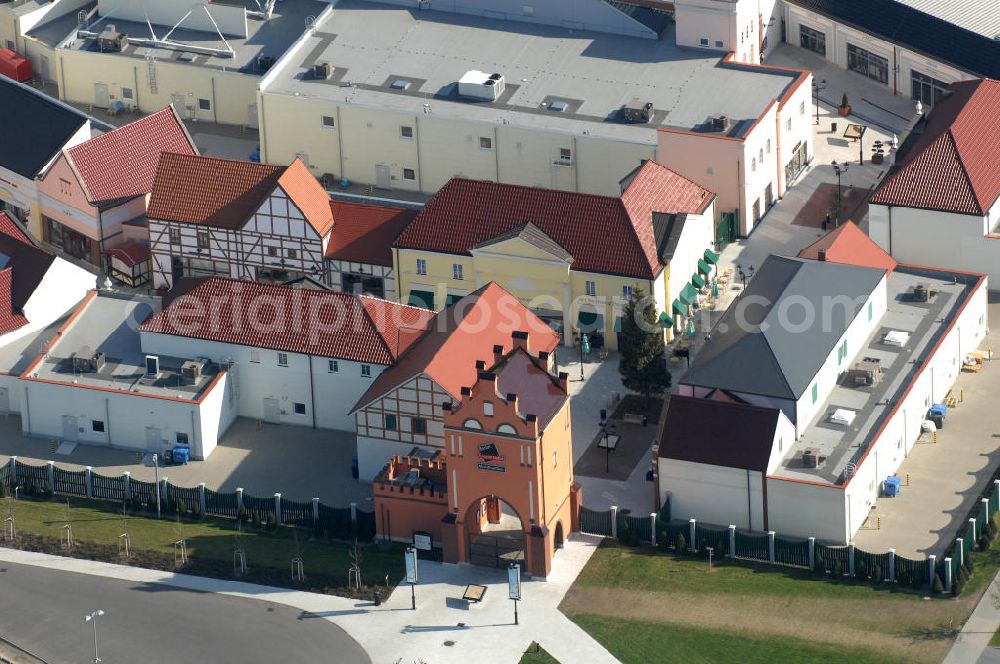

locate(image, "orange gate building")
[[373, 333, 582, 577]]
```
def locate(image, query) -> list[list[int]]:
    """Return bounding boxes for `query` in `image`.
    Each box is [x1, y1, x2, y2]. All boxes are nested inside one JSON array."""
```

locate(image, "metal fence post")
[[808, 536, 816, 571], [350, 501, 358, 526], [944, 557, 953, 592], [649, 512, 657, 546], [970, 517, 978, 540], [122, 471, 131, 500], [199, 483, 206, 515], [888, 548, 896, 581], [728, 525, 736, 558], [236, 487, 244, 512], [274, 493, 283, 526], [610, 506, 618, 540], [689, 518, 697, 551], [928, 554, 937, 586], [983, 497, 991, 525], [47, 461, 55, 493], [848, 541, 856, 577], [85, 466, 92, 499], [994, 480, 1000, 514], [10, 456, 16, 493], [767, 531, 775, 564], [312, 497, 320, 524], [956, 538, 964, 567], [160, 477, 168, 506]]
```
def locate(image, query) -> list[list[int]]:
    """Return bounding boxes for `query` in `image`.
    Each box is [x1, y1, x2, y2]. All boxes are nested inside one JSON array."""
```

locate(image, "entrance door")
[[764, 182, 774, 209], [486, 496, 500, 524], [0, 387, 8, 414], [263, 398, 281, 424], [469, 533, 525, 568], [146, 426, 162, 451], [61, 415, 79, 442], [247, 103, 259, 129], [94, 83, 110, 108], [752, 199, 761, 225], [375, 165, 392, 190]]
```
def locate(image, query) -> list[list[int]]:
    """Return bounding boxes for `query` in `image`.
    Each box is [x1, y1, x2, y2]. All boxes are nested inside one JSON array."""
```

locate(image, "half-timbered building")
[[351, 282, 561, 481], [146, 154, 334, 290], [325, 200, 416, 299]]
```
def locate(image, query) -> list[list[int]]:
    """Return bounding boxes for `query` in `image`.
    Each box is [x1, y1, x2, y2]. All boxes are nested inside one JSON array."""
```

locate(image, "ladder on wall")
[[146, 53, 158, 94]]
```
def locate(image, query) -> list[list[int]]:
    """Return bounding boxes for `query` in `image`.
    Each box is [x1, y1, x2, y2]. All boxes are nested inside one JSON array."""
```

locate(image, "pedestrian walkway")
[[945, 570, 1000, 664], [0, 533, 616, 664]]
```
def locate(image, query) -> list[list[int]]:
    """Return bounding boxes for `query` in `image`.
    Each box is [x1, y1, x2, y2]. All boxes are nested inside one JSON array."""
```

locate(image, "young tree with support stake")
[[618, 290, 672, 408]]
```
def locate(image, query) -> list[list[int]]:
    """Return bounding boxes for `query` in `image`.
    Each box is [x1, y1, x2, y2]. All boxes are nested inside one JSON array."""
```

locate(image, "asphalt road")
[[0, 561, 370, 664]]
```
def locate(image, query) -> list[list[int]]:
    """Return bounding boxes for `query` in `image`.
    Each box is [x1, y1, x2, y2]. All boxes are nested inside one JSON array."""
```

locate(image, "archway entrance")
[[554, 521, 564, 551], [464, 495, 525, 569]]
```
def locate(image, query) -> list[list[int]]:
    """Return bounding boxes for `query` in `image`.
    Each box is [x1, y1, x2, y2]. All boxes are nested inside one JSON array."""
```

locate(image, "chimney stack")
[[558, 371, 569, 393], [512, 330, 530, 352], [493, 344, 504, 363], [818, 248, 827, 262]]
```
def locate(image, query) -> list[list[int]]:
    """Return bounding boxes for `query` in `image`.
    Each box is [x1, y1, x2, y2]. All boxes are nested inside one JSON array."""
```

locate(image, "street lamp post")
[[736, 263, 754, 293], [812, 78, 826, 125], [576, 332, 590, 381], [832, 161, 850, 227], [85, 610, 105, 663]]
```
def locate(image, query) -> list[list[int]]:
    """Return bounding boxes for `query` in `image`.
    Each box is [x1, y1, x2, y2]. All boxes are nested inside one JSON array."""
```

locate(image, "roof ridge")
[[160, 150, 285, 172], [448, 177, 621, 205]]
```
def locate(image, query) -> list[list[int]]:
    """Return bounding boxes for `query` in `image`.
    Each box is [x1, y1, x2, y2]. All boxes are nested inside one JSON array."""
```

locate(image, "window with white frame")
[[400, 125, 414, 139], [416, 258, 427, 275], [361, 364, 371, 377], [122, 87, 134, 100], [622, 285, 634, 299], [483, 402, 494, 416], [277, 352, 288, 367], [751, 157, 757, 172], [766, 139, 771, 154], [168, 226, 181, 244], [328, 359, 338, 372], [799, 100, 805, 115], [250, 350, 261, 363], [403, 168, 416, 181], [585, 280, 596, 296], [453, 264, 464, 280], [197, 232, 210, 250], [198, 98, 211, 111], [699, 37, 708, 46], [479, 136, 493, 150]]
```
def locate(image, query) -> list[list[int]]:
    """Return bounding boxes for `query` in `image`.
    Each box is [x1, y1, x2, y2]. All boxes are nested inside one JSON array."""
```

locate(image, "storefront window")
[[799, 26, 826, 56], [847, 44, 889, 84], [911, 71, 949, 107], [44, 216, 92, 262]]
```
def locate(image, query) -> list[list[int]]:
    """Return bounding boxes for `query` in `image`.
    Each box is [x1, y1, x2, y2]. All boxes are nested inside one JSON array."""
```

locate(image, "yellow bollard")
[[906, 473, 911, 486], [50, 440, 56, 453], [961, 389, 964, 403], [877, 516, 881, 530]]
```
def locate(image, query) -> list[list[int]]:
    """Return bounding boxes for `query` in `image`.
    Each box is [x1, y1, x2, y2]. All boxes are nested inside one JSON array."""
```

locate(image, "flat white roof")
[[264, 0, 799, 141]]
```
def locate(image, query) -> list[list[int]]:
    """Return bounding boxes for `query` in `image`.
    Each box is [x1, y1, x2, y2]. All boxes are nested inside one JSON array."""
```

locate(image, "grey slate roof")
[[681, 256, 886, 400], [0, 77, 90, 179], [653, 212, 687, 263]]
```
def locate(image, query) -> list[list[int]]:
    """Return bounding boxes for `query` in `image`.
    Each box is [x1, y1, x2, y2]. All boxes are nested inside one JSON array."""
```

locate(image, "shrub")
[[954, 573, 966, 595], [841, 92, 849, 108], [872, 564, 883, 585], [657, 528, 670, 553], [676, 532, 687, 555], [191, 501, 202, 520], [617, 519, 631, 546], [933, 573, 944, 594], [814, 554, 825, 576], [911, 569, 924, 590], [832, 560, 843, 580], [856, 560, 867, 581]]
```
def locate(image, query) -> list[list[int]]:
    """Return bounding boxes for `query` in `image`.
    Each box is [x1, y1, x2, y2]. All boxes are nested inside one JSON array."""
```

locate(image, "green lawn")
[[519, 642, 560, 664], [573, 541, 919, 601], [570, 614, 903, 664], [0, 496, 404, 591]]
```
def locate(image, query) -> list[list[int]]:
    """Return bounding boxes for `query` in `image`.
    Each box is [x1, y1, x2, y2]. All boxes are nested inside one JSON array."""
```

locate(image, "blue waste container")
[[929, 403, 948, 419], [171, 446, 191, 465], [351, 454, 359, 479], [882, 476, 901, 497]]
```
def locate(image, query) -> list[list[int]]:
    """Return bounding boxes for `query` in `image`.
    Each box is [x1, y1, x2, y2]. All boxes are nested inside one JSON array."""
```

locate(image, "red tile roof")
[[0, 211, 55, 315], [65, 106, 196, 206], [139, 277, 435, 365], [353, 282, 561, 411], [104, 242, 151, 268], [797, 221, 897, 273], [393, 161, 714, 279], [871, 79, 1000, 215], [148, 153, 334, 236], [326, 200, 417, 266], [0, 268, 28, 336]]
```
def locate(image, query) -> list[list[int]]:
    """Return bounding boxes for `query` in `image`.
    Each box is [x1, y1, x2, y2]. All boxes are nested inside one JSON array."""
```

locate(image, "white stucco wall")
[[869, 201, 1000, 289], [139, 331, 386, 432], [659, 458, 767, 531], [765, 475, 847, 542]]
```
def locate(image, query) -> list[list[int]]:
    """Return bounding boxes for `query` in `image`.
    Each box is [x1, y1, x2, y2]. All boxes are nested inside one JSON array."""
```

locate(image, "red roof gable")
[[871, 79, 1000, 215], [326, 200, 417, 266], [353, 282, 561, 411], [0, 267, 28, 336], [139, 277, 435, 365], [394, 161, 713, 279], [66, 106, 196, 206], [0, 211, 35, 247], [148, 154, 333, 236], [797, 221, 897, 273]]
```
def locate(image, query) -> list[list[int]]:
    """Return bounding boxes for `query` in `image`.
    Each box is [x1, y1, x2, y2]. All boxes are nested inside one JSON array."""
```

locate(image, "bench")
[[462, 584, 487, 603]]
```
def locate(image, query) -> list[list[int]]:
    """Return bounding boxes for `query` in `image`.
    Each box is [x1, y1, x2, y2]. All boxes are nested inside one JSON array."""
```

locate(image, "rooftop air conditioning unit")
[[96, 25, 127, 52], [71, 349, 105, 373], [458, 70, 505, 101], [710, 115, 730, 132], [314, 62, 334, 80], [913, 283, 929, 302], [181, 360, 204, 384], [619, 99, 653, 124], [802, 449, 818, 468], [258, 55, 276, 74]]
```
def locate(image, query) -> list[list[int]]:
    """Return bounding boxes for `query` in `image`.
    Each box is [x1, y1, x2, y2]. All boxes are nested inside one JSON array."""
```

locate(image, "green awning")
[[445, 294, 463, 307], [658, 311, 674, 328], [679, 283, 698, 305], [408, 289, 435, 310], [691, 272, 706, 289], [704, 248, 720, 264], [577, 310, 603, 332], [672, 299, 686, 316], [697, 258, 712, 275]]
